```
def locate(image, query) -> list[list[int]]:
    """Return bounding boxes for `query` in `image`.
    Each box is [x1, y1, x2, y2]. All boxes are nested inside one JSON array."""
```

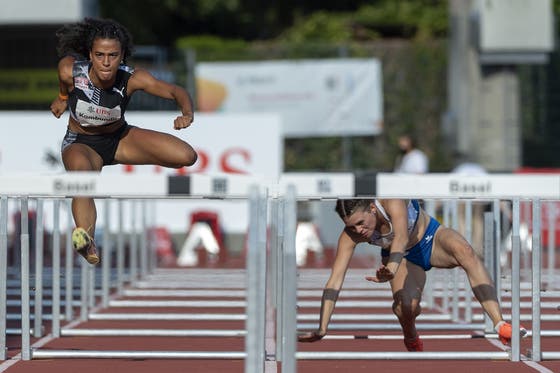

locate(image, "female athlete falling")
[[298, 199, 526, 351]]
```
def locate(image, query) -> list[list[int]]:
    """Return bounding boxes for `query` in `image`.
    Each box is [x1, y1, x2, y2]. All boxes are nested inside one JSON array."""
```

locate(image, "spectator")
[[394, 134, 428, 174]]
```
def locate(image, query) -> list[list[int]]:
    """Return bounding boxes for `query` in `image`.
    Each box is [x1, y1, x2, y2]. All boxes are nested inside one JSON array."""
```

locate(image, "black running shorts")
[[61, 124, 132, 166]]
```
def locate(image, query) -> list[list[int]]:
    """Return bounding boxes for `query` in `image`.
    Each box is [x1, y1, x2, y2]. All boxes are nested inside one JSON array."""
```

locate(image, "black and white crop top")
[[68, 60, 134, 127], [368, 199, 420, 249]]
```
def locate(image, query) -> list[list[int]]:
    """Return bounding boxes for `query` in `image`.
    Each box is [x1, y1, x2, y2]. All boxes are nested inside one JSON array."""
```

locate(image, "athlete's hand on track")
[[174, 113, 193, 129], [50, 98, 68, 118], [298, 330, 325, 343], [365, 265, 395, 283]]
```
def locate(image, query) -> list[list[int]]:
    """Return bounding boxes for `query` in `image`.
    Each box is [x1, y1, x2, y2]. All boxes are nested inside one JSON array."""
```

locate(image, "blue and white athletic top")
[[68, 60, 134, 127], [368, 199, 420, 249]]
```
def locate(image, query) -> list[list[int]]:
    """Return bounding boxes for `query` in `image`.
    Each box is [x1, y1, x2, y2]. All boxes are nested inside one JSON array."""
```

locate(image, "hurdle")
[[2, 171, 560, 369], [0, 173, 271, 362], [280, 172, 560, 364]]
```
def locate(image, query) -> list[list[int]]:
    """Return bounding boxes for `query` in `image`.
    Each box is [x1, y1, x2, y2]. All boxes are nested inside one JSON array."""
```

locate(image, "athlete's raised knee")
[[167, 148, 197, 168], [64, 156, 99, 171], [184, 149, 197, 167]]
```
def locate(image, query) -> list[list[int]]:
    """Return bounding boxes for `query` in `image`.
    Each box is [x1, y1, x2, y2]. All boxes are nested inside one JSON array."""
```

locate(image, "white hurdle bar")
[[61, 329, 246, 337], [31, 350, 247, 359], [296, 351, 510, 360]]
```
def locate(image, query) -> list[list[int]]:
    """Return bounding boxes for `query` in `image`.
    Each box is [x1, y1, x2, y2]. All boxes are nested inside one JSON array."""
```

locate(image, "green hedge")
[[0, 69, 58, 104]]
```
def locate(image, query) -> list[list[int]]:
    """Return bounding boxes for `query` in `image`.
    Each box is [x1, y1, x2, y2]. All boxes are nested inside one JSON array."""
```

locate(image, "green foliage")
[[276, 0, 448, 44], [555, 0, 560, 14], [278, 11, 353, 43], [99, 0, 449, 45], [285, 137, 345, 171], [0, 69, 58, 105], [176, 35, 250, 61], [353, 1, 448, 39]]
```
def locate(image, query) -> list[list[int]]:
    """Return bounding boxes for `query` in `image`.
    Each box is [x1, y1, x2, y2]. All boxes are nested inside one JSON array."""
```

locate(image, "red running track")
[[1, 254, 560, 373]]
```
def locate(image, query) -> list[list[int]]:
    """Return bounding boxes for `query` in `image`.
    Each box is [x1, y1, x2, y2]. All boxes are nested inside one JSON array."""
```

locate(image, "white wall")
[[0, 111, 282, 234]]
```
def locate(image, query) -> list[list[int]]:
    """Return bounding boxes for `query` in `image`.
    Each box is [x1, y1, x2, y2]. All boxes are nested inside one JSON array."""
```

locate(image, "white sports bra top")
[[368, 199, 420, 248]]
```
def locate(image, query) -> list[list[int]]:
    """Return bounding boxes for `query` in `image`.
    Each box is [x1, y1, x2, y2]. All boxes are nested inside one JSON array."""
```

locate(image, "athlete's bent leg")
[[114, 127, 197, 168], [430, 228, 503, 324], [390, 260, 425, 351], [62, 144, 102, 264], [430, 227, 526, 344]]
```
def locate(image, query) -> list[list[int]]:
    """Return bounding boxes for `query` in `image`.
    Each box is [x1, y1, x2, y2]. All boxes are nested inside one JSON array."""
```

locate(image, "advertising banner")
[[0, 111, 282, 178], [196, 58, 383, 138]]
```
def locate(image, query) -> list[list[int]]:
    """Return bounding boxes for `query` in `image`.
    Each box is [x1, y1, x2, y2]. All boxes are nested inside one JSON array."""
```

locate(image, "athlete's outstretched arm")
[[298, 231, 355, 342]]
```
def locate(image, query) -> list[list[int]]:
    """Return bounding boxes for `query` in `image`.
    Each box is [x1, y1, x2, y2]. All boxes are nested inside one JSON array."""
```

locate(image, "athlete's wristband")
[[58, 92, 69, 101]]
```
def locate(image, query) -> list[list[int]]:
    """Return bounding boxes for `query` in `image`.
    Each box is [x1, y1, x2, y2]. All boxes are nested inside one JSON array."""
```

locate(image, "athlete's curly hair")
[[55, 18, 134, 63], [335, 199, 373, 220]]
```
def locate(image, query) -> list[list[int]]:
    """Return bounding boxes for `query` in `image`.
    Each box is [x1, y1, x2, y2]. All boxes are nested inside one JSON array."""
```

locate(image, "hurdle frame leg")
[[52, 199, 62, 338], [532, 199, 542, 361], [281, 185, 297, 373], [463, 199, 473, 323], [0, 196, 8, 360], [33, 199, 44, 338], [483, 211, 494, 333], [64, 200, 73, 322], [245, 185, 268, 372], [116, 199, 125, 295], [274, 195, 285, 362], [511, 198, 521, 361], [101, 199, 111, 308], [20, 197, 31, 360]]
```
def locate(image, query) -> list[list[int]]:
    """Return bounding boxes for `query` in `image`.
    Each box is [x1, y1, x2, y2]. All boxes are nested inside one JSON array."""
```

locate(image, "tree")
[[100, 0, 371, 44]]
